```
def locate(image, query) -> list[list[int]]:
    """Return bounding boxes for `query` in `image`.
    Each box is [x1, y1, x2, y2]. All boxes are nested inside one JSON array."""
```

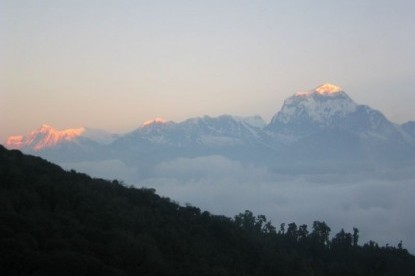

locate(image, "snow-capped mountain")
[[6, 124, 86, 151], [5, 124, 117, 151], [4, 83, 415, 171], [109, 115, 276, 166], [265, 83, 414, 166], [114, 115, 268, 148], [268, 83, 396, 136], [270, 83, 357, 126], [5, 124, 117, 162]]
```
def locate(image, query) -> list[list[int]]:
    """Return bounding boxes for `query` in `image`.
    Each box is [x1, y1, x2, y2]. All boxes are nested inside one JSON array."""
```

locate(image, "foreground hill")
[[1, 145, 415, 275]]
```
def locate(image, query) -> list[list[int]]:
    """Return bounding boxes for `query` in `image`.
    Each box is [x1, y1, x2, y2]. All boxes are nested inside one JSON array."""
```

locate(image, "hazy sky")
[[1, 0, 415, 141]]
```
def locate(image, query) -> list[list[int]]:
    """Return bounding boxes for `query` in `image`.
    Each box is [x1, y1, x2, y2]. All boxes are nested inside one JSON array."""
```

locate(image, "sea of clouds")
[[62, 155, 415, 253]]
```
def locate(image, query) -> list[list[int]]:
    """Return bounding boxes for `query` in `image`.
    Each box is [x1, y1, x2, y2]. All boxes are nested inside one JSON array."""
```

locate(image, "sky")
[[1, 0, 415, 141]]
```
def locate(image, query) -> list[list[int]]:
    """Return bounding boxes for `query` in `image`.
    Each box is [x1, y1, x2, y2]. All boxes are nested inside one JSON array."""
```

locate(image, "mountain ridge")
[[4, 83, 415, 170]]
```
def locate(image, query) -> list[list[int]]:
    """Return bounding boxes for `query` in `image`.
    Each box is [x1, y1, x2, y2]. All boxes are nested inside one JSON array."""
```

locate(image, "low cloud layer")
[[62, 156, 415, 252]]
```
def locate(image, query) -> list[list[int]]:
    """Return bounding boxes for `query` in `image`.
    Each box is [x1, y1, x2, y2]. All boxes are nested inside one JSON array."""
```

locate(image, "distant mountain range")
[[5, 83, 415, 172]]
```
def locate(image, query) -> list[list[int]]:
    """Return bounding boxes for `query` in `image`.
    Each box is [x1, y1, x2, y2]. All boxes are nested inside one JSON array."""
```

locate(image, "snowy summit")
[[272, 83, 356, 125], [315, 83, 343, 94], [296, 83, 343, 96]]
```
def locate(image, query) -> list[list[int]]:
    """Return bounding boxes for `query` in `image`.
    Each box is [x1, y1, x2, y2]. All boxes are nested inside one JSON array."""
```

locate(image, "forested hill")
[[1, 145, 415, 275]]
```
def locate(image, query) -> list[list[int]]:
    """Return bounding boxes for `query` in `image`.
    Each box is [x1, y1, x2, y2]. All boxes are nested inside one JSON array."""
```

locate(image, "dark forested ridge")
[[1, 145, 414, 276]]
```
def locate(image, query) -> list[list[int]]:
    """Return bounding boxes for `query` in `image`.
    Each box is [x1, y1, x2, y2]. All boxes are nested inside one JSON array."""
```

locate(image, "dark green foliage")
[[1, 145, 414, 275]]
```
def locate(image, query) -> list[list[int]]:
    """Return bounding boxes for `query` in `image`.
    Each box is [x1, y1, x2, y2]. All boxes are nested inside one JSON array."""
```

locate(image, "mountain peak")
[[296, 83, 343, 96], [315, 83, 343, 94], [143, 118, 167, 127], [6, 124, 85, 151], [270, 83, 357, 128]]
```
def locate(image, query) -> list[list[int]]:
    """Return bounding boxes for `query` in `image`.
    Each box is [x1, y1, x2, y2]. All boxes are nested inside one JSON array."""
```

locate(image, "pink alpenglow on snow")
[[6, 124, 85, 151]]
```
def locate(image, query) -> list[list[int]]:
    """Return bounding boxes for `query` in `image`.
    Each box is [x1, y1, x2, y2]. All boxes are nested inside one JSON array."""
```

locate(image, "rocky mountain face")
[[265, 84, 414, 168], [5, 84, 415, 171]]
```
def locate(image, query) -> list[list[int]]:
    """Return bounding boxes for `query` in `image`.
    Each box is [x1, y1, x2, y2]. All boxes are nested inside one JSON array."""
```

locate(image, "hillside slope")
[[1, 145, 414, 275]]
